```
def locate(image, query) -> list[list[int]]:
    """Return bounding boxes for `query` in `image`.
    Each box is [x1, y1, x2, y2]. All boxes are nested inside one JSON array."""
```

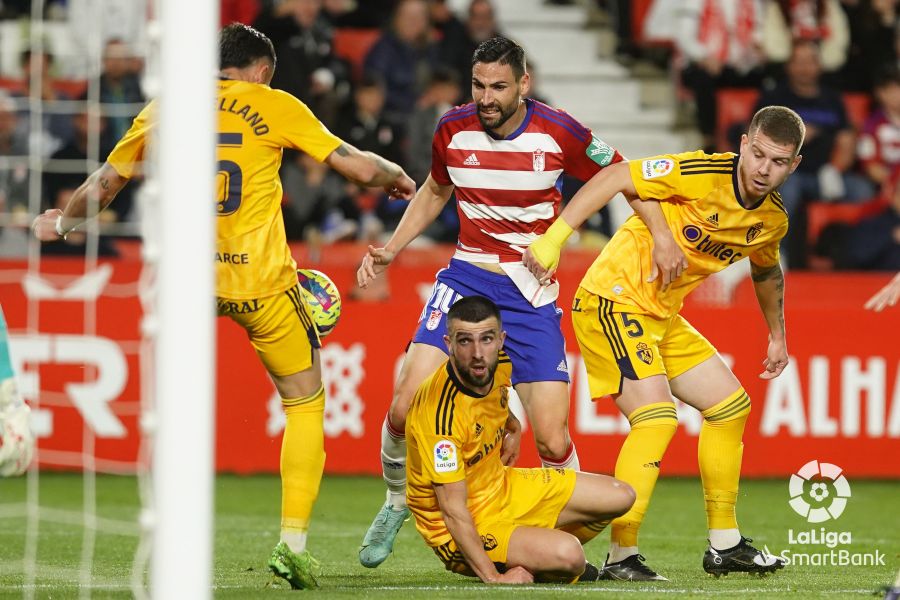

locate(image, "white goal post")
[[150, 0, 217, 598]]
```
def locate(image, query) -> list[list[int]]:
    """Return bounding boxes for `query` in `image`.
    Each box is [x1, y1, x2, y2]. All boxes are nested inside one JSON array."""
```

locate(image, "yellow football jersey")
[[406, 352, 514, 549], [579, 151, 788, 319], [106, 79, 342, 299]]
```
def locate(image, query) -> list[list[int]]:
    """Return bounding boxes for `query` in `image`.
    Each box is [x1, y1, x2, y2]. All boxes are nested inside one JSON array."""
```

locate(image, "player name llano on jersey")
[[217, 97, 269, 135], [216, 252, 249, 264]]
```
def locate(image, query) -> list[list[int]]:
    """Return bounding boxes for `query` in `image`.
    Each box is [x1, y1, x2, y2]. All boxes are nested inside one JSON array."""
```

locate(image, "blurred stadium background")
[[0, 0, 898, 597]]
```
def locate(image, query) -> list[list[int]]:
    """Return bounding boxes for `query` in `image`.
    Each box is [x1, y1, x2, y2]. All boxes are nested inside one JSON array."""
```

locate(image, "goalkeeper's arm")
[[31, 163, 129, 241], [523, 161, 638, 278]]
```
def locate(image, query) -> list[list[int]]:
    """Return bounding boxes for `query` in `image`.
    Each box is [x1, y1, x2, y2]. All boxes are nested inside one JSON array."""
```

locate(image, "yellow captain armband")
[[529, 218, 574, 271]]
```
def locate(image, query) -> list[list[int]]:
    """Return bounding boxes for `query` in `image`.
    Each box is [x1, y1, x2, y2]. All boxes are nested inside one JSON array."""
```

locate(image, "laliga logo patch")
[[533, 149, 545, 172], [746, 222, 764, 243], [641, 158, 674, 180], [426, 309, 443, 331], [635, 342, 653, 365], [789, 460, 851, 523], [434, 440, 458, 473]]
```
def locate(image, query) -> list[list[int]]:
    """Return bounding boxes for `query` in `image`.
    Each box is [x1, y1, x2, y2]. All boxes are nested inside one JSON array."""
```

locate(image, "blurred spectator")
[[335, 74, 404, 167], [815, 173, 900, 269], [407, 67, 461, 185], [363, 0, 441, 123], [13, 50, 75, 158], [0, 90, 29, 256], [253, 0, 351, 127], [98, 39, 145, 154], [756, 39, 875, 267], [280, 151, 361, 243], [430, 0, 467, 48], [40, 108, 118, 256], [858, 68, 900, 192], [837, 0, 897, 92], [676, 0, 767, 152], [437, 0, 500, 99], [321, 0, 395, 28], [762, 0, 850, 74]]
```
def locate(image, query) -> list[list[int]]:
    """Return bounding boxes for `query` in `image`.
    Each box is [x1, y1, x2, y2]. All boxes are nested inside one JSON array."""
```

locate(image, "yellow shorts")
[[433, 467, 577, 575], [572, 287, 717, 399], [217, 284, 320, 377]]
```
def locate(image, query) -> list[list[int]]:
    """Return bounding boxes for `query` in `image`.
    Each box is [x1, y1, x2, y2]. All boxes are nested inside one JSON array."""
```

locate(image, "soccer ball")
[[297, 269, 342, 337]]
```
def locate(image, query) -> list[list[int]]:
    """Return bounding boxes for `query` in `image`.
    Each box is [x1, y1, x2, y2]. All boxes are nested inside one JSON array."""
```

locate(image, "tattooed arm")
[[750, 261, 788, 379], [325, 142, 415, 200], [31, 163, 128, 241]]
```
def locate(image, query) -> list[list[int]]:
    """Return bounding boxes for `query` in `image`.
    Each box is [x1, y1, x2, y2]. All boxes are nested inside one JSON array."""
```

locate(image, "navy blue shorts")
[[412, 260, 569, 385]]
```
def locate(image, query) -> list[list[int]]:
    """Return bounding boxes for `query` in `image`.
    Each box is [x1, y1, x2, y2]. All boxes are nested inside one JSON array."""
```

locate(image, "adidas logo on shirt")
[[706, 213, 719, 228], [463, 153, 480, 166], [556, 360, 568, 373]]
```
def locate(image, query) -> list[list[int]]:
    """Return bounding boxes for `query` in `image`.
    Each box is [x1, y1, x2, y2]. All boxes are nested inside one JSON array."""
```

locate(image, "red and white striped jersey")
[[431, 98, 623, 265]]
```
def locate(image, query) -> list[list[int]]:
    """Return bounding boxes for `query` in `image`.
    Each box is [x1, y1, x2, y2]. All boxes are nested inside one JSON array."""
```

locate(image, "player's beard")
[[452, 354, 499, 391], [477, 97, 520, 132]]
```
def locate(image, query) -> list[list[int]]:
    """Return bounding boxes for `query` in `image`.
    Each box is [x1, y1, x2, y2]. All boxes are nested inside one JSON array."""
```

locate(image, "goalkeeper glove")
[[529, 219, 574, 271]]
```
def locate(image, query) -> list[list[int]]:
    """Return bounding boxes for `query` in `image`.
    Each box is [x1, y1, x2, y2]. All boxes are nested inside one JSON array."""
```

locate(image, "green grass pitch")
[[0, 474, 897, 598]]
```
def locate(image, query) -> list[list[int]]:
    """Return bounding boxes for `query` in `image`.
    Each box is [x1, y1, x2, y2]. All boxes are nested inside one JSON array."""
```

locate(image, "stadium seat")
[[715, 88, 759, 152], [806, 196, 888, 245], [0, 77, 87, 98], [714, 90, 872, 152], [332, 28, 381, 82], [842, 92, 871, 130]]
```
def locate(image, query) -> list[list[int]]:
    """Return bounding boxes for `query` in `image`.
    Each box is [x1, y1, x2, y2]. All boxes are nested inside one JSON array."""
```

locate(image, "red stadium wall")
[[3, 245, 899, 478]]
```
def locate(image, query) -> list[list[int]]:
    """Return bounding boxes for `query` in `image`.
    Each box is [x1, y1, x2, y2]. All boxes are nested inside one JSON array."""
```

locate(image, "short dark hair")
[[448, 296, 502, 328], [220, 23, 276, 70], [748, 106, 805, 154], [472, 36, 526, 80]]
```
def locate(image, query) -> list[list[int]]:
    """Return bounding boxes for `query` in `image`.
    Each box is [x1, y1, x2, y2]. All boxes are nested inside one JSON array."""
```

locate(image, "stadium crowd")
[[0, 0, 898, 270]]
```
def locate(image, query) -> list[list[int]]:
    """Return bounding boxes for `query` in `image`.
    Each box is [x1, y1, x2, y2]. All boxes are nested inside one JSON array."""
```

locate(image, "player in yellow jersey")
[[406, 295, 635, 584], [523, 106, 805, 580], [31, 23, 415, 589]]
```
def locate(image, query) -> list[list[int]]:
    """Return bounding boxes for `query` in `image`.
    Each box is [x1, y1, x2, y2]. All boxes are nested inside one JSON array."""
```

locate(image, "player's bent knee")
[[611, 479, 637, 516], [555, 536, 586, 575], [534, 432, 569, 460]]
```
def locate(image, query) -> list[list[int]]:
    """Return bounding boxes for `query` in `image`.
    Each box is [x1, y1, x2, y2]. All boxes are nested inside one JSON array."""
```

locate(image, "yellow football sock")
[[610, 402, 678, 549], [280, 384, 326, 552], [560, 519, 612, 545], [699, 388, 751, 531]]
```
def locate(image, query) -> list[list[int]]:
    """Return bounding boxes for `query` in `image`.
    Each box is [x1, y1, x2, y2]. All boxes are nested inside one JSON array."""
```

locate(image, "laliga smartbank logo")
[[788, 460, 851, 522], [763, 460, 885, 567]]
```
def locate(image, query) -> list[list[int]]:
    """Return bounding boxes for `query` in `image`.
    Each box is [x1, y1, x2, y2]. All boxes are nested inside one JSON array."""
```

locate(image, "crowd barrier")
[[2, 243, 898, 478]]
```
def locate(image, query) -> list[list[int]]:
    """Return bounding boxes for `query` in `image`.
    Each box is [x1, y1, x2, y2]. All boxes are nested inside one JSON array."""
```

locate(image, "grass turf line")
[[0, 474, 896, 598]]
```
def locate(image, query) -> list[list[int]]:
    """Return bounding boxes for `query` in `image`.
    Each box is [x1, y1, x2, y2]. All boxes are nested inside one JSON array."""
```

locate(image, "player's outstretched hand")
[[759, 335, 788, 380], [384, 173, 416, 201], [864, 272, 900, 312], [647, 234, 688, 290], [492, 566, 533, 585], [357, 245, 395, 288], [31, 208, 63, 242], [500, 416, 522, 467]]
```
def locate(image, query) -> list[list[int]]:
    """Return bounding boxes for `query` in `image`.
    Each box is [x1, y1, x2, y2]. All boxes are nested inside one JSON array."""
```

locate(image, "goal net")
[[0, 1, 216, 597]]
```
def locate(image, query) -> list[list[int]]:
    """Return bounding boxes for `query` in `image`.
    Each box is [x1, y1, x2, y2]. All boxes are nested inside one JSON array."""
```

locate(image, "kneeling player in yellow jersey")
[[524, 106, 805, 581], [406, 296, 635, 584], [31, 23, 416, 589]]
